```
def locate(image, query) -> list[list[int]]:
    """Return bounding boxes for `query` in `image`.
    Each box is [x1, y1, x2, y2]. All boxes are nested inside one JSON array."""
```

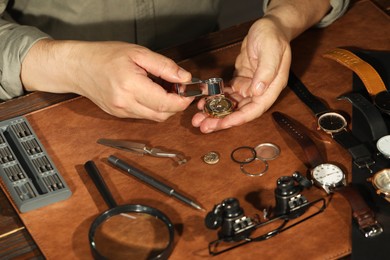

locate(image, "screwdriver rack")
[[0, 116, 71, 212]]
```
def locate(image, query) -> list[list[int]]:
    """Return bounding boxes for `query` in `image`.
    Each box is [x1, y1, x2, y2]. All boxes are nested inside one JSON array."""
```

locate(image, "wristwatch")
[[367, 168, 390, 203], [288, 71, 375, 170], [272, 111, 383, 237], [338, 92, 390, 159], [272, 111, 346, 193], [338, 92, 390, 201], [323, 48, 390, 115]]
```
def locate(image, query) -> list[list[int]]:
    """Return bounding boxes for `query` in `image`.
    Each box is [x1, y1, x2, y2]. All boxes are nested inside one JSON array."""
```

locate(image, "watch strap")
[[272, 111, 324, 168], [335, 185, 383, 238], [288, 71, 329, 116], [338, 92, 388, 141], [323, 48, 387, 96], [331, 130, 375, 169]]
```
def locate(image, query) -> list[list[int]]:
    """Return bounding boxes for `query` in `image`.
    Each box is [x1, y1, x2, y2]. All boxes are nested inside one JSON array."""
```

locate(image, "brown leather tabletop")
[[1, 1, 389, 259]]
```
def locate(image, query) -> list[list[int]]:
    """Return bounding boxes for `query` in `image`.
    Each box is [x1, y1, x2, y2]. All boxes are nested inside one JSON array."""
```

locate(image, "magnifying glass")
[[84, 161, 175, 260]]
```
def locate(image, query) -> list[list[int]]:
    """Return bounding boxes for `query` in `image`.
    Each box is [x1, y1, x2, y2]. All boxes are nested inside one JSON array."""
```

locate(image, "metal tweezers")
[[97, 138, 187, 165]]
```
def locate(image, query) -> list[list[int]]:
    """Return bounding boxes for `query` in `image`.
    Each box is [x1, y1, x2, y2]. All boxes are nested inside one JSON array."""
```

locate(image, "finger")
[[132, 47, 192, 83], [133, 75, 195, 114], [251, 46, 291, 95]]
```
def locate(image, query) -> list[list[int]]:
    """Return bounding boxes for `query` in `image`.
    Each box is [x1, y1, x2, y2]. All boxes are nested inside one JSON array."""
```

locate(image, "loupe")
[[84, 161, 175, 260]]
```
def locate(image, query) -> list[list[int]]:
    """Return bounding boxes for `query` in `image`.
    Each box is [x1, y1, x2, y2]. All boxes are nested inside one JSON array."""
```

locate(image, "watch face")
[[204, 95, 235, 118], [374, 91, 390, 115], [372, 168, 390, 194], [317, 112, 347, 133], [311, 163, 344, 186], [376, 135, 390, 158]]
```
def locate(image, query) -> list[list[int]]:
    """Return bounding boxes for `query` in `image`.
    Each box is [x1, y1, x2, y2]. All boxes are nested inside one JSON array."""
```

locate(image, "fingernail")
[[255, 82, 266, 95], [178, 67, 190, 80], [203, 128, 212, 134]]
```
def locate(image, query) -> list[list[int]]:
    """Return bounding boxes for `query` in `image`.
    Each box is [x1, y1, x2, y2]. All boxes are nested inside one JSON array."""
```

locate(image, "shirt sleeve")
[[0, 0, 50, 100], [262, 0, 350, 28]]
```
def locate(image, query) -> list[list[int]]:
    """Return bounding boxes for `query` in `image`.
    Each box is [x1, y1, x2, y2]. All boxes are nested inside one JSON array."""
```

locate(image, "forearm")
[[263, 0, 331, 41], [21, 39, 83, 95]]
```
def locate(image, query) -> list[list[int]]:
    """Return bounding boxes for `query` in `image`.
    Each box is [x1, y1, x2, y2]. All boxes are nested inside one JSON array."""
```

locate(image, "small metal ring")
[[231, 146, 257, 164], [254, 143, 280, 161], [240, 158, 269, 177]]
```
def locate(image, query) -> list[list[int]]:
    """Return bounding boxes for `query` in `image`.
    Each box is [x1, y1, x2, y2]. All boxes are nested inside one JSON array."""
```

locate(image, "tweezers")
[[97, 138, 187, 165]]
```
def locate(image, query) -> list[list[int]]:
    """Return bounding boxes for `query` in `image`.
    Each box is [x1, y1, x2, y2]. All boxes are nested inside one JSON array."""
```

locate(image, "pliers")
[[97, 138, 187, 165]]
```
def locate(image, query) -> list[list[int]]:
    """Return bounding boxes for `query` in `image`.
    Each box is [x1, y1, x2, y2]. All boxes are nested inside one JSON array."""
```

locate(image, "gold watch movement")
[[204, 95, 235, 118]]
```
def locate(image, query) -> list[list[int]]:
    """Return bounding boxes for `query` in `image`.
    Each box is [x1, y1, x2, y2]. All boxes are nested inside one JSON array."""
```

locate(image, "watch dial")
[[377, 135, 390, 157], [312, 163, 344, 185], [318, 112, 347, 133], [373, 169, 390, 193]]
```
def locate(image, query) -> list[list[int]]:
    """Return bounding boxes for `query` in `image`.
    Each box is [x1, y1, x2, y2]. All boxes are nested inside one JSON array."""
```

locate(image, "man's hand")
[[192, 17, 291, 133], [21, 40, 194, 121]]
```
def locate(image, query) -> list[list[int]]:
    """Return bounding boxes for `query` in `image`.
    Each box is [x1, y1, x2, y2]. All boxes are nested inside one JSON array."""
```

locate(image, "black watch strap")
[[288, 71, 329, 116], [335, 185, 383, 238], [338, 92, 388, 141], [272, 111, 324, 168], [332, 130, 375, 169]]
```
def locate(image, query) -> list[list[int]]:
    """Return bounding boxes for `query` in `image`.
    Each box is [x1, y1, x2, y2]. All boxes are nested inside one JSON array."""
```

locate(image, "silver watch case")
[[311, 163, 346, 194]]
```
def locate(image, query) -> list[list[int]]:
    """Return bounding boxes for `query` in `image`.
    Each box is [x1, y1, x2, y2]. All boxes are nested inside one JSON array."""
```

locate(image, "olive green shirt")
[[0, 0, 349, 100]]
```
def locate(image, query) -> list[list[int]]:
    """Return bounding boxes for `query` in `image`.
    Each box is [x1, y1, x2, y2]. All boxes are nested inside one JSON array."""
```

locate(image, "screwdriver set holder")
[[0, 116, 71, 212]]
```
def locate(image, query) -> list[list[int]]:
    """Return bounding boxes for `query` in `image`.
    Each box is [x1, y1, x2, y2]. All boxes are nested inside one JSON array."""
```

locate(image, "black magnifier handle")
[[84, 161, 118, 208]]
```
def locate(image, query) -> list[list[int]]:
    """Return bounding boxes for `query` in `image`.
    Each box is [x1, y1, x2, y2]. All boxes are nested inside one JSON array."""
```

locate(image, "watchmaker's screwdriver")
[[108, 155, 205, 211]]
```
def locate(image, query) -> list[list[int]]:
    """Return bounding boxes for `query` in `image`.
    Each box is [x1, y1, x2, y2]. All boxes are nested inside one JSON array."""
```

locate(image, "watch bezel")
[[317, 112, 347, 134]]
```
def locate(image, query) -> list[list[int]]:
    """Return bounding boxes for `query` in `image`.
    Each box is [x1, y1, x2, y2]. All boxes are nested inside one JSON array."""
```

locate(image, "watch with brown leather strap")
[[288, 71, 375, 171], [323, 48, 390, 115], [272, 111, 383, 237]]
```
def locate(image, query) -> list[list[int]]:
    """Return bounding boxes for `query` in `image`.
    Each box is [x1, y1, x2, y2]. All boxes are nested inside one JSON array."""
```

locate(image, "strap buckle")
[[353, 158, 375, 173], [360, 222, 383, 238]]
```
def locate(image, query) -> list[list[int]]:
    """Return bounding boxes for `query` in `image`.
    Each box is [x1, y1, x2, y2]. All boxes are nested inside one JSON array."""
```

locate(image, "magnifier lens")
[[93, 212, 170, 259]]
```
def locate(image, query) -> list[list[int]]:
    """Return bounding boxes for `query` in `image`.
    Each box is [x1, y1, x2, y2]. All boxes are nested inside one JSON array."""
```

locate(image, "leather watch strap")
[[323, 48, 387, 96], [272, 111, 323, 168], [288, 71, 329, 116], [338, 92, 388, 141], [335, 185, 383, 238], [288, 72, 375, 170], [331, 130, 374, 168], [273, 112, 383, 237]]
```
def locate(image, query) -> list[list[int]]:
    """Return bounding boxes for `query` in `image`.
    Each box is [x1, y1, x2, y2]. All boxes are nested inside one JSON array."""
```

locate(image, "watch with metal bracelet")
[[288, 71, 375, 171], [323, 48, 390, 115], [272, 111, 383, 237]]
